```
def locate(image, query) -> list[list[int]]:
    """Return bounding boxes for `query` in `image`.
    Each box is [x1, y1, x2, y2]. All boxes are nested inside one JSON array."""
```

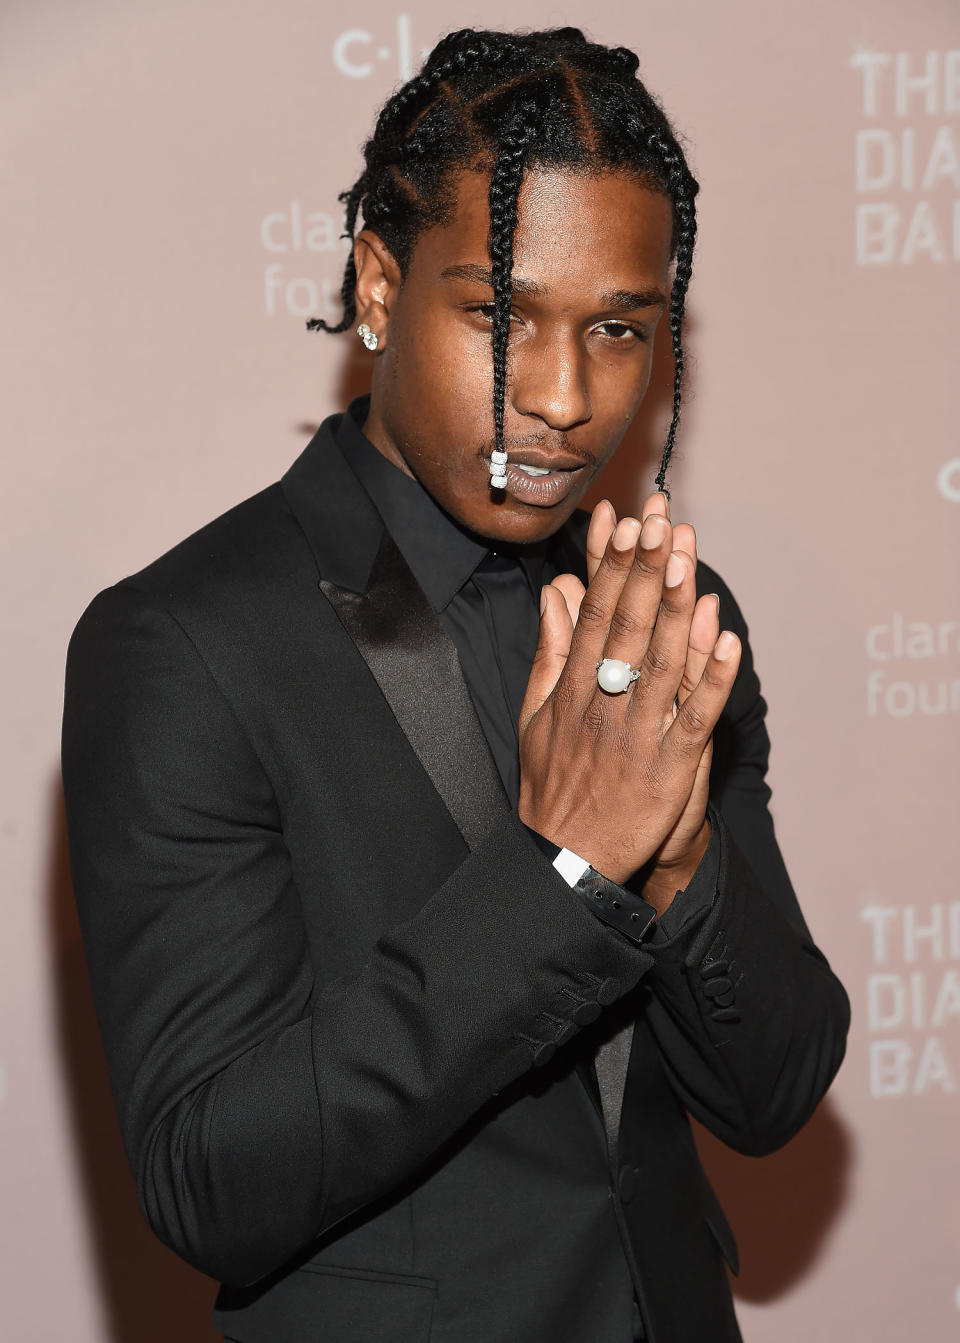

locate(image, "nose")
[[510, 330, 592, 432]]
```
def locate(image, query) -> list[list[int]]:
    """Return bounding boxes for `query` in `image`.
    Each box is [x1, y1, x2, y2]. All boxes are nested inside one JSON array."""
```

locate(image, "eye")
[[597, 322, 646, 343], [464, 303, 518, 323], [463, 305, 646, 344]]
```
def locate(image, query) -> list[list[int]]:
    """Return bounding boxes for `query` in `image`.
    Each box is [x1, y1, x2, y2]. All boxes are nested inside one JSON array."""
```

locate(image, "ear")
[[353, 229, 403, 330]]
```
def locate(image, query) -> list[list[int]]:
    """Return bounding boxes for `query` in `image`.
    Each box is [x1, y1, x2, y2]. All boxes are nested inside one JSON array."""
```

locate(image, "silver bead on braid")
[[489, 448, 508, 490]]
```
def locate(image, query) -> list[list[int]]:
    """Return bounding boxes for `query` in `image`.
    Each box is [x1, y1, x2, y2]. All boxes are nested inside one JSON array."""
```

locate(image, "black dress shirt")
[[335, 394, 719, 948]]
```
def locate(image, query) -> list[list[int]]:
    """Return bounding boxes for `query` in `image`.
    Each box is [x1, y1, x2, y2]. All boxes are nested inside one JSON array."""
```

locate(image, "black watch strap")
[[523, 823, 658, 946], [570, 867, 659, 946]]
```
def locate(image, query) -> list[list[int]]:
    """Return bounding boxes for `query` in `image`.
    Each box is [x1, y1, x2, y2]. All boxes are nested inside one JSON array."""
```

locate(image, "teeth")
[[515, 464, 551, 476]]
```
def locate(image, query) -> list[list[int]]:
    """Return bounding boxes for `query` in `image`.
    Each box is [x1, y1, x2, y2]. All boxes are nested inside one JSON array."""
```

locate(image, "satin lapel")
[[319, 527, 511, 853]]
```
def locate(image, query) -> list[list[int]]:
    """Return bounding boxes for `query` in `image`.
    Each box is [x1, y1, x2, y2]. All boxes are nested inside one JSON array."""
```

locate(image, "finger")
[[624, 547, 698, 724], [586, 500, 616, 584], [640, 490, 670, 523], [672, 522, 696, 569], [551, 572, 586, 627], [684, 736, 714, 818], [519, 584, 575, 733], [675, 593, 720, 708], [669, 592, 720, 734], [557, 515, 645, 695], [594, 511, 674, 672], [663, 629, 742, 764]]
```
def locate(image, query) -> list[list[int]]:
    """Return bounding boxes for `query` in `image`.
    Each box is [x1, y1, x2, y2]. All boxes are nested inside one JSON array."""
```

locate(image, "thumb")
[[519, 584, 573, 734]]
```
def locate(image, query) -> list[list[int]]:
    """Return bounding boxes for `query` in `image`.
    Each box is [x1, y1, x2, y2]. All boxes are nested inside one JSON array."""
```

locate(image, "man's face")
[[355, 167, 674, 545]]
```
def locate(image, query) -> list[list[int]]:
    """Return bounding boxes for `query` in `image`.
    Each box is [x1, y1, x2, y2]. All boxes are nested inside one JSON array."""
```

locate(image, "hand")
[[587, 496, 719, 899], [517, 493, 741, 894]]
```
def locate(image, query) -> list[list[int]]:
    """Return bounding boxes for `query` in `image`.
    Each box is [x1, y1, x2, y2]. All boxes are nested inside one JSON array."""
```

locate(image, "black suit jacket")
[[61, 408, 850, 1343]]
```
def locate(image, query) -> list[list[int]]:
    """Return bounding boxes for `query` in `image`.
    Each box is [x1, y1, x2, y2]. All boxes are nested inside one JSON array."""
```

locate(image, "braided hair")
[[308, 26, 699, 498]]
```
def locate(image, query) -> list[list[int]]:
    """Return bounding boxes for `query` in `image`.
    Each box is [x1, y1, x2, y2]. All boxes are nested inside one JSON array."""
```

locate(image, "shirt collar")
[[335, 393, 551, 612]]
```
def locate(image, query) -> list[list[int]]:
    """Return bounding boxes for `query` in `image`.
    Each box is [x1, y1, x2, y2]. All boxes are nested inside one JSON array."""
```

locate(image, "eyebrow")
[[440, 263, 667, 311]]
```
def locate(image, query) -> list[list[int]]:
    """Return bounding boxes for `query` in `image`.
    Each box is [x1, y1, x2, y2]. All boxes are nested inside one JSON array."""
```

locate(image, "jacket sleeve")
[[61, 582, 659, 1288], [634, 568, 851, 1155]]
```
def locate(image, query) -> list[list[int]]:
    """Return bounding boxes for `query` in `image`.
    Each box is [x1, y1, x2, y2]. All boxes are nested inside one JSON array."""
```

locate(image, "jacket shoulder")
[[71, 478, 319, 635], [122, 481, 304, 599]]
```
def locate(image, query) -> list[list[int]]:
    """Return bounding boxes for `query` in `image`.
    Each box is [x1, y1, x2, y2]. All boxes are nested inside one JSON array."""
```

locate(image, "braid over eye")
[[308, 26, 700, 497], [488, 101, 541, 466]]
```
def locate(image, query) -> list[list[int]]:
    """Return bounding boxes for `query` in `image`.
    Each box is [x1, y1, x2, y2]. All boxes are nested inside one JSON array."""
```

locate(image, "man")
[[61, 27, 850, 1343]]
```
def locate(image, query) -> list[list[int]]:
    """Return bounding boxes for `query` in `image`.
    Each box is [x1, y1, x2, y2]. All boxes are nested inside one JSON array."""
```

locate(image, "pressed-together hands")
[[518, 492, 742, 913]]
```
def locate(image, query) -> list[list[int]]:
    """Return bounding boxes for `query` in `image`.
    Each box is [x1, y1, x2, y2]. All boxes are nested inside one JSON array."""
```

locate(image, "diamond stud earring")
[[357, 322, 379, 351]]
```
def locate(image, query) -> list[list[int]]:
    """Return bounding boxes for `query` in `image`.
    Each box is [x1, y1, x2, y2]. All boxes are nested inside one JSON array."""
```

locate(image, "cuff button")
[[571, 1000, 602, 1025], [596, 977, 620, 1006], [532, 1040, 557, 1067]]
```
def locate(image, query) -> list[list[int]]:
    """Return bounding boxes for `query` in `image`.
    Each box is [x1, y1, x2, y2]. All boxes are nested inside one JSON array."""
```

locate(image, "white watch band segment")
[[552, 847, 592, 888]]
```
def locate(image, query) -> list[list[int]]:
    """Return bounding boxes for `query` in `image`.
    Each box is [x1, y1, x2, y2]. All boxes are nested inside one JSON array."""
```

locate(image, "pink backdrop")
[[3, 2, 958, 1338]]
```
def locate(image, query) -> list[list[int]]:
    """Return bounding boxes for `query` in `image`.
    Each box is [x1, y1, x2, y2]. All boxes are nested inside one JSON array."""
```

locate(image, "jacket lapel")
[[281, 415, 510, 854], [319, 528, 511, 853]]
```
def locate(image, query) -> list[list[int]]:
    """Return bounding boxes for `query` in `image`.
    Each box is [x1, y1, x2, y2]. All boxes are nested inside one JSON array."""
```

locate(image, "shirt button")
[[617, 1164, 639, 1204]]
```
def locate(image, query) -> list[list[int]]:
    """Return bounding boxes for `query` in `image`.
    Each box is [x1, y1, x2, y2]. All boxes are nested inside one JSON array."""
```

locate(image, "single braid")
[[642, 128, 698, 498], [305, 177, 367, 335], [616, 103, 700, 498], [655, 195, 696, 498], [488, 103, 540, 467]]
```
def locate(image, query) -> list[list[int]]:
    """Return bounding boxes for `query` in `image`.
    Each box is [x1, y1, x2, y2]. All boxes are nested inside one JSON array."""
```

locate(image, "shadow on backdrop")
[[50, 312, 851, 1340], [693, 1104, 854, 1304]]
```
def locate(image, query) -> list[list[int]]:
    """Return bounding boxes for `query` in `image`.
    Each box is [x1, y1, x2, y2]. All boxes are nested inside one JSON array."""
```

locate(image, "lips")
[[502, 450, 587, 472], [492, 460, 587, 506]]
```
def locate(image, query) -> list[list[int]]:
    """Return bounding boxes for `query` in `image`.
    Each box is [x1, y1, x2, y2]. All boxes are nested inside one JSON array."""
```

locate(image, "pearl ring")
[[596, 658, 642, 694]]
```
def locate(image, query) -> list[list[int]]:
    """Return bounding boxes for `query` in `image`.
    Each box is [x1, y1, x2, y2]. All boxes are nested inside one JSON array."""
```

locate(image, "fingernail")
[[612, 518, 641, 551], [639, 514, 666, 549], [540, 587, 548, 616], [664, 552, 686, 587], [710, 592, 720, 615], [715, 630, 737, 660]]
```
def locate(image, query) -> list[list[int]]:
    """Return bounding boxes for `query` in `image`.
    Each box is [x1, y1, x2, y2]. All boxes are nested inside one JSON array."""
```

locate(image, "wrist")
[[643, 818, 712, 911], [520, 820, 658, 947]]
